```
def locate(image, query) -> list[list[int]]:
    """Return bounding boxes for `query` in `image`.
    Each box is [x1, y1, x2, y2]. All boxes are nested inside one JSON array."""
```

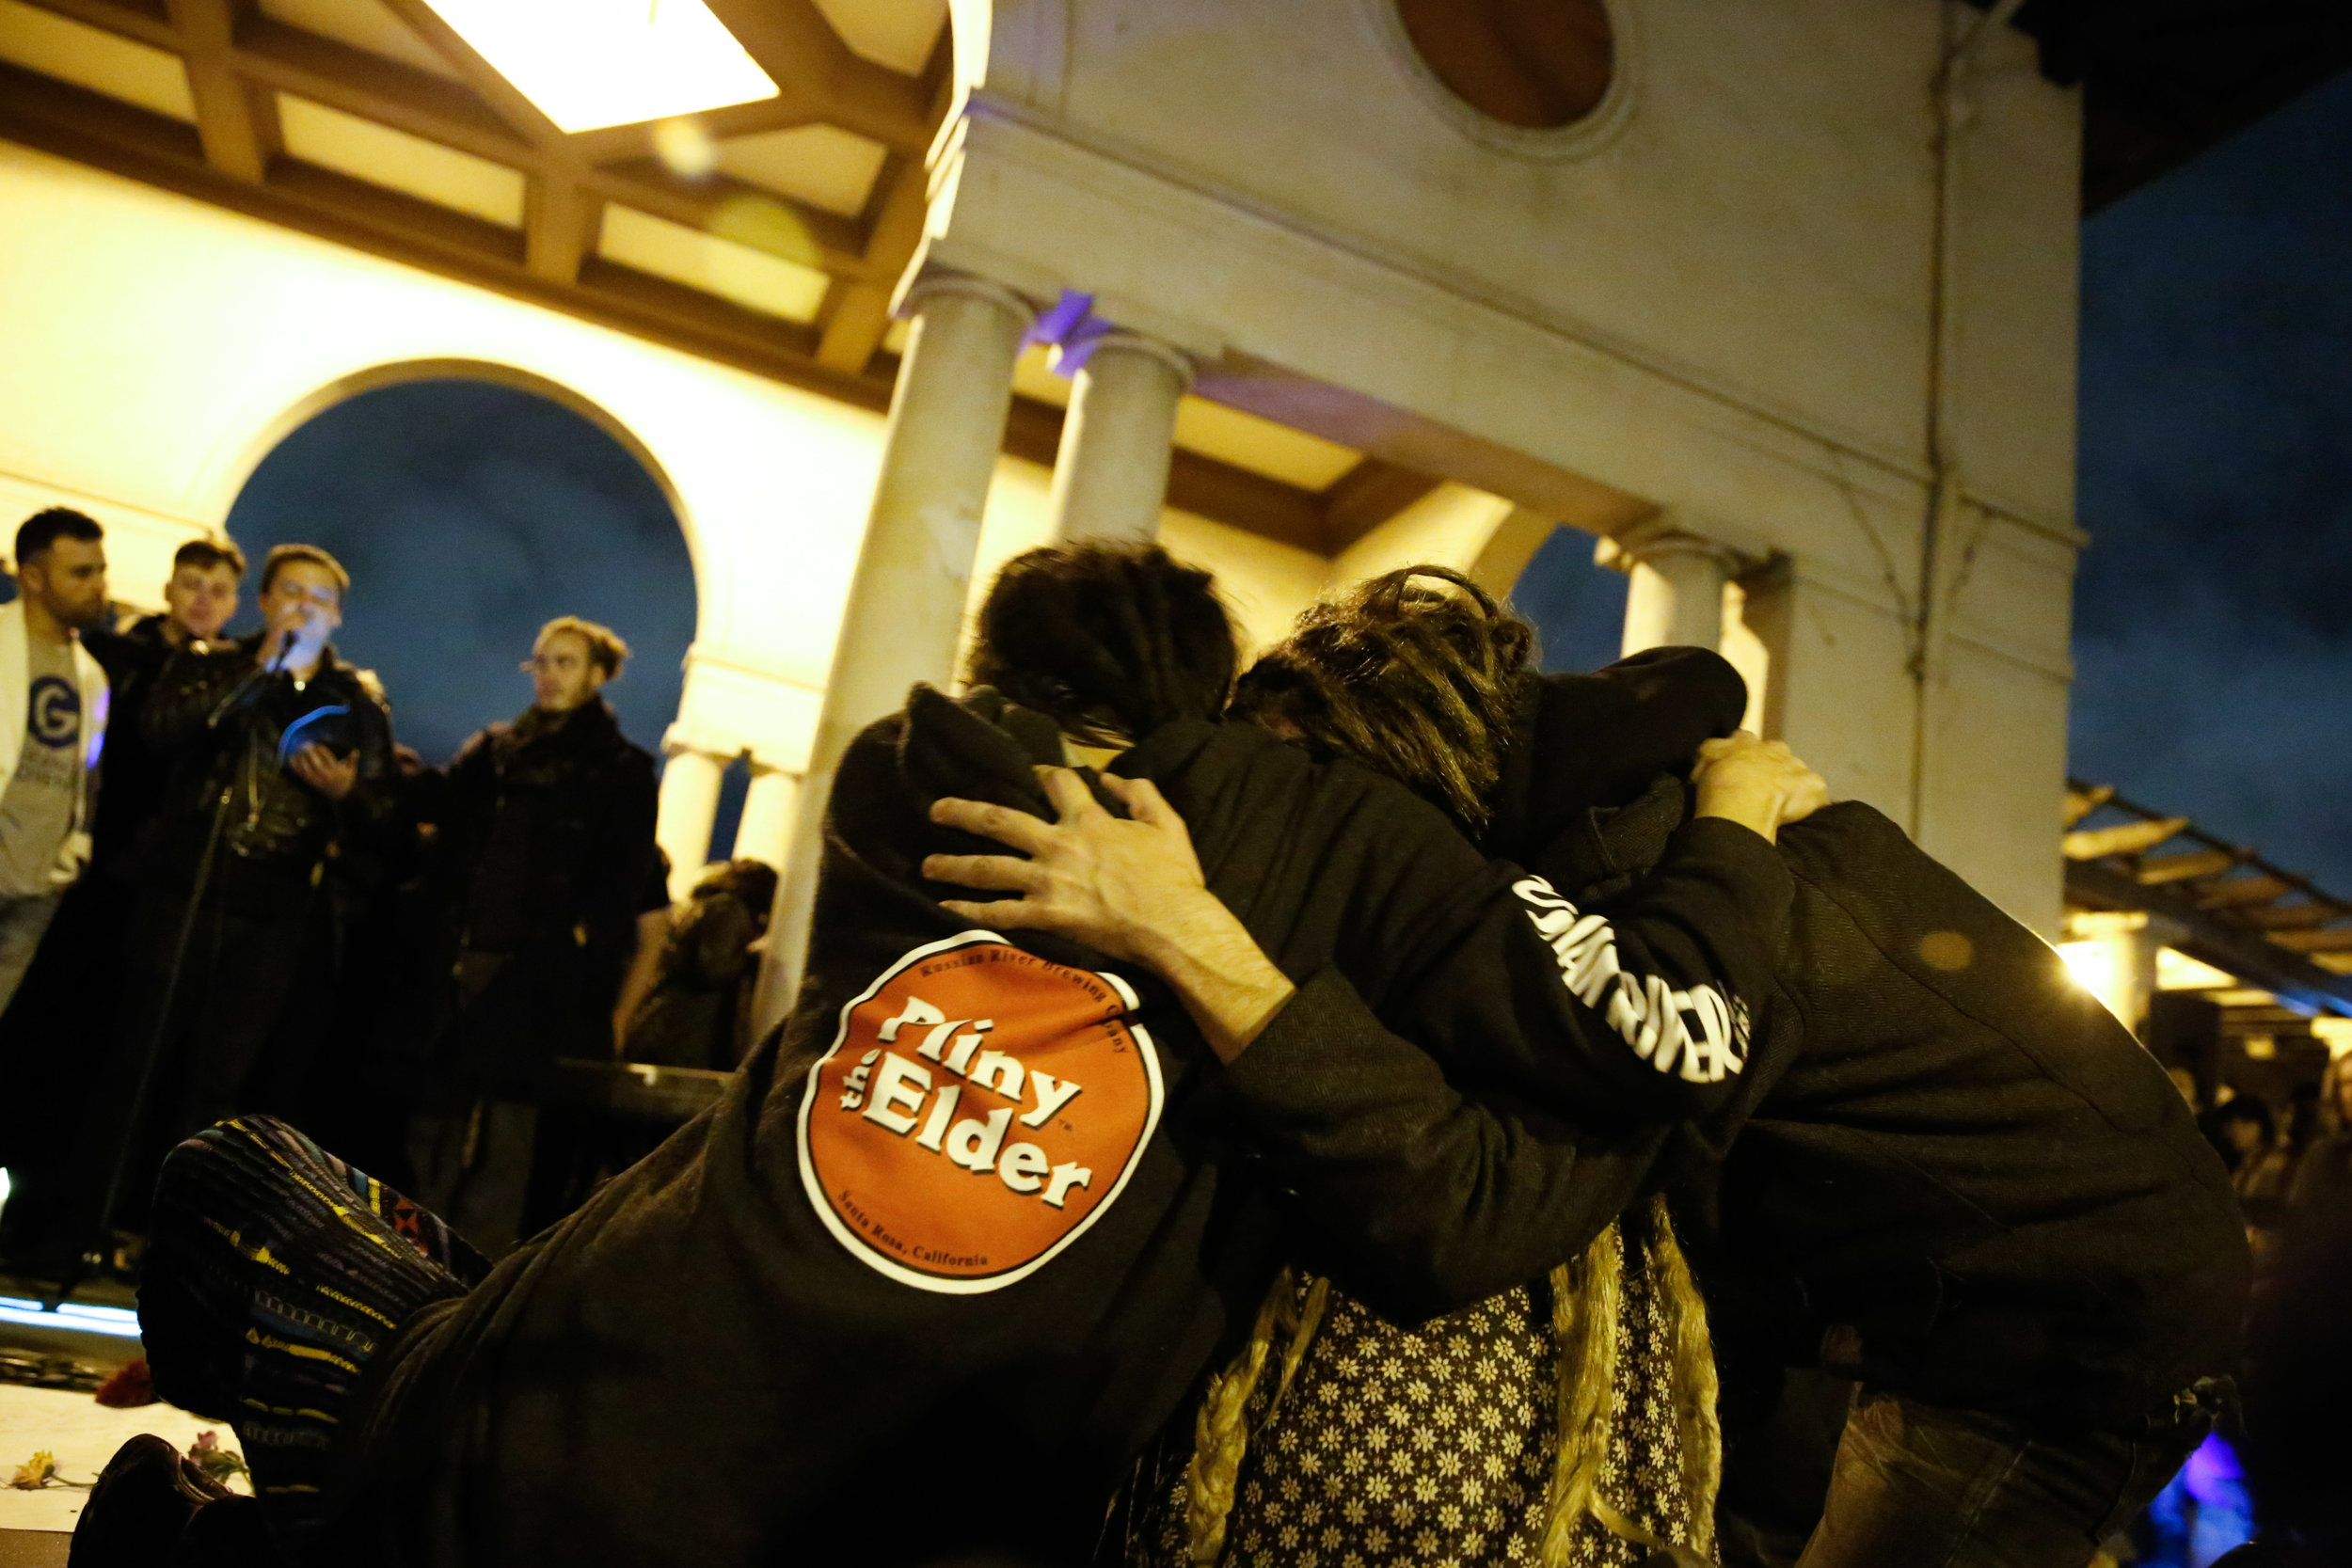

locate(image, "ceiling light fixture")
[[422, 0, 777, 135]]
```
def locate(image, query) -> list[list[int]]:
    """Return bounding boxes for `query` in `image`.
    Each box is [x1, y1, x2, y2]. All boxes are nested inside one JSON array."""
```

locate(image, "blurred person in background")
[[0, 536, 240, 1270], [617, 856, 776, 1072], [2204, 1095, 2294, 1246], [0, 507, 110, 1012], [70, 543, 392, 1254], [410, 616, 660, 1257]]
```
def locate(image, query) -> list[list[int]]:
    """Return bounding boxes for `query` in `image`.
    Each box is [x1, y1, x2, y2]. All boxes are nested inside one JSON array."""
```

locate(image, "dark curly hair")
[[1230, 566, 1537, 832], [967, 544, 1237, 746]]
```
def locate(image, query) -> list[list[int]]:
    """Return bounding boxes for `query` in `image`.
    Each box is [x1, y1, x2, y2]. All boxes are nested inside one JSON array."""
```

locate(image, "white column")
[[754, 275, 1035, 1030], [730, 766, 799, 869], [1614, 531, 1737, 656], [1045, 333, 1193, 545], [656, 747, 727, 899]]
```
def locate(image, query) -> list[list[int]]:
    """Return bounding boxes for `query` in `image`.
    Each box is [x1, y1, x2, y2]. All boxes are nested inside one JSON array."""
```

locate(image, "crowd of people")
[[0, 506, 771, 1289], [1, 516, 2329, 1567]]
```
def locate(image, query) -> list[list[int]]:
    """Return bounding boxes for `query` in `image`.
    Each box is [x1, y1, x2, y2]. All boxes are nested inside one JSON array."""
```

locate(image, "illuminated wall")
[[0, 141, 1468, 882]]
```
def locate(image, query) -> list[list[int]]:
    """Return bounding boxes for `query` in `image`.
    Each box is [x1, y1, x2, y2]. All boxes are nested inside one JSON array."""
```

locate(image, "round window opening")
[[1394, 0, 1614, 130]]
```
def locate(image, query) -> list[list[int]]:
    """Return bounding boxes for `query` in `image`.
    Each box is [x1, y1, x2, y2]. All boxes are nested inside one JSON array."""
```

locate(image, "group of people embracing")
[[115, 544, 2245, 1568]]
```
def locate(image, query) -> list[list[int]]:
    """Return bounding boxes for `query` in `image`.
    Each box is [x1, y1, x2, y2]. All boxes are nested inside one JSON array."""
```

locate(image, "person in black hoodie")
[[409, 615, 660, 1256], [134, 545, 1809, 1567], [966, 567, 2246, 1568], [67, 544, 394, 1259]]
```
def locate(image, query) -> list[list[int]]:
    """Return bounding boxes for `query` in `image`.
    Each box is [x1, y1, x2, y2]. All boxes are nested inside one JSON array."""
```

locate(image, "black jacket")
[[431, 700, 659, 961], [1201, 652, 2244, 1432], [1534, 773, 2248, 1433], [340, 684, 1789, 1568], [143, 634, 394, 911], [421, 700, 660, 1087], [80, 613, 176, 880]]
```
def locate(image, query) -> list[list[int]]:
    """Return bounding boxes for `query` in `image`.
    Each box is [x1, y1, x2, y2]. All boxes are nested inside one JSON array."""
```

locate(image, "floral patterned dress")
[[1129, 1248, 1701, 1568]]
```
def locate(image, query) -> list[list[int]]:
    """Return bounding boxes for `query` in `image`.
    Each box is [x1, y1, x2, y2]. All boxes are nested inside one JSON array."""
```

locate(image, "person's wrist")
[[1129, 885, 1232, 976]]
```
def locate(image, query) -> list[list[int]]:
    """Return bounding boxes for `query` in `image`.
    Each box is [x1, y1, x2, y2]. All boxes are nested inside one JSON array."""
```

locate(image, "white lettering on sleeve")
[[1511, 874, 1751, 1082]]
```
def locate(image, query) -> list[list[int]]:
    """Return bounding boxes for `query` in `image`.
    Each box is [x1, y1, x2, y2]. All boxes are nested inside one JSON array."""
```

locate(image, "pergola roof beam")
[[698, 0, 932, 153], [2068, 859, 2352, 1017], [162, 0, 272, 182]]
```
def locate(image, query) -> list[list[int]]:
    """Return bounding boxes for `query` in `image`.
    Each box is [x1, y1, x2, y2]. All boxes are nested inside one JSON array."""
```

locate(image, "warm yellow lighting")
[[2313, 1018, 2352, 1058], [2058, 940, 2119, 1003], [2155, 947, 2234, 991], [421, 0, 776, 134]]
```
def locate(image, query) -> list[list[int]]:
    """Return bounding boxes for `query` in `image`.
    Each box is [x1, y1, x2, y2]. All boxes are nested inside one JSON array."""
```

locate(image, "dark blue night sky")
[[224, 379, 697, 770], [2072, 69, 2352, 896], [1515, 68, 2352, 896]]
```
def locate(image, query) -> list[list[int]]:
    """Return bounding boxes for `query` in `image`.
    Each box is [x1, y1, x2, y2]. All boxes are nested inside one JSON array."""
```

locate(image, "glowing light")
[[421, 0, 777, 135], [0, 1166, 10, 1226], [2155, 947, 2233, 990], [2058, 940, 2117, 998], [0, 1295, 143, 1338], [653, 118, 719, 179], [2313, 1017, 2352, 1058]]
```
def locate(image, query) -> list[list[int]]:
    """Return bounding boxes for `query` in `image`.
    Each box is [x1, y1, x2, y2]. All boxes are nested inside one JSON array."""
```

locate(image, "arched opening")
[[224, 377, 698, 792]]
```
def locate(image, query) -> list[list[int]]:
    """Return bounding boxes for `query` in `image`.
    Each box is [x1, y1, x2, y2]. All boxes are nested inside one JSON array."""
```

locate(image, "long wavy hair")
[[1228, 566, 1536, 834]]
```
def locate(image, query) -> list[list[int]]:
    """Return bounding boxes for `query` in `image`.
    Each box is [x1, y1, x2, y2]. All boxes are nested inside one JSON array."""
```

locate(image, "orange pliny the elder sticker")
[[797, 930, 1164, 1293]]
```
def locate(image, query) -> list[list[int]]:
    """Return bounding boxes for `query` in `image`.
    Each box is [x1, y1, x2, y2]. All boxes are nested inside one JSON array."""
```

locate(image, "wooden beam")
[[16, 0, 177, 51], [2137, 847, 2237, 885], [2068, 858, 2352, 1016], [2062, 784, 2115, 828], [2270, 927, 2352, 954], [524, 175, 598, 285], [2199, 875, 2293, 909], [233, 18, 532, 166], [563, 95, 831, 167], [581, 161, 863, 277], [2243, 903, 2345, 932], [816, 150, 928, 374], [0, 63, 878, 397], [0, 63, 1349, 558], [1320, 457, 1441, 555], [700, 0, 933, 153], [370, 0, 567, 151], [2062, 817, 2188, 862], [162, 0, 269, 181], [1169, 451, 1329, 552]]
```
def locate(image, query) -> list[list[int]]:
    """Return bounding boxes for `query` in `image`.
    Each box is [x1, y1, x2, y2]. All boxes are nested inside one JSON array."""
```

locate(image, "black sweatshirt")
[[337, 682, 1788, 1568], [1209, 657, 2245, 1433]]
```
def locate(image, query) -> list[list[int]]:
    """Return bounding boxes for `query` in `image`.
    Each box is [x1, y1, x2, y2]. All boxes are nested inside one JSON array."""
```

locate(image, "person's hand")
[[925, 768, 1295, 1061], [1691, 732, 1829, 843], [924, 768, 1215, 968], [289, 743, 358, 800]]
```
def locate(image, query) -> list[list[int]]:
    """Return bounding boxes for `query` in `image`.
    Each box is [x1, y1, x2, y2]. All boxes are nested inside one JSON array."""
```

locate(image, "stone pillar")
[[755, 275, 1036, 1030], [656, 747, 727, 899], [1609, 528, 1740, 656], [731, 765, 799, 869], [2064, 911, 2184, 1038], [1045, 334, 1193, 545]]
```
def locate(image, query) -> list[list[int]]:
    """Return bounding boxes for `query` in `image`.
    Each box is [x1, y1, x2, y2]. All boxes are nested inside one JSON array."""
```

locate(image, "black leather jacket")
[[143, 633, 395, 907]]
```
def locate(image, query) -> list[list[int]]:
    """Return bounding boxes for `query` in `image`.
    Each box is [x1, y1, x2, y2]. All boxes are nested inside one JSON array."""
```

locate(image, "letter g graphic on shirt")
[[27, 676, 79, 750]]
